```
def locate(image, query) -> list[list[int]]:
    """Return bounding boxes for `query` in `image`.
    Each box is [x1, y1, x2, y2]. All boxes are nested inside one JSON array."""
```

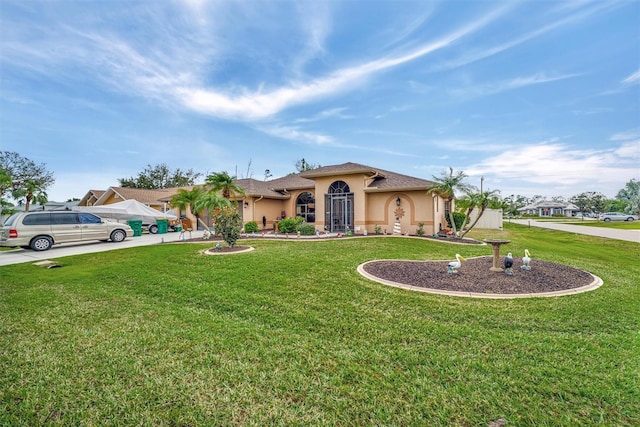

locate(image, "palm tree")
[[425, 167, 474, 235], [170, 187, 205, 224], [193, 192, 231, 217], [457, 189, 501, 238], [12, 179, 48, 212], [204, 172, 246, 202]]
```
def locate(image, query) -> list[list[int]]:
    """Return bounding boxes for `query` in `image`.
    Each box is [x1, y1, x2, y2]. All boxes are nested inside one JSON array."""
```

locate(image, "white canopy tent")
[[73, 200, 177, 228]]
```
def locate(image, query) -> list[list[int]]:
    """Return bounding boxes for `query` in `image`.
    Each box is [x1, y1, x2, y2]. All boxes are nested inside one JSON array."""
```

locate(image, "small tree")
[[1, 151, 55, 211], [212, 206, 243, 247], [205, 171, 246, 201], [457, 189, 501, 238], [119, 163, 201, 189], [616, 178, 640, 216], [426, 167, 474, 236]]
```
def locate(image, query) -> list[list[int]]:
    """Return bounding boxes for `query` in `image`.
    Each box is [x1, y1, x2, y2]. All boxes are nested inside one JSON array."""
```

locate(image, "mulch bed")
[[362, 256, 595, 294], [205, 245, 251, 253]]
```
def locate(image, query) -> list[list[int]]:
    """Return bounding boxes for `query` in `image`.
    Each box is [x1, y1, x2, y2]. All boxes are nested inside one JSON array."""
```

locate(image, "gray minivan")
[[0, 211, 133, 251]]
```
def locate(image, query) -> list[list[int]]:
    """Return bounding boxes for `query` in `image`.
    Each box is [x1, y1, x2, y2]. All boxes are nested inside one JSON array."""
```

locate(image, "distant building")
[[518, 200, 580, 217]]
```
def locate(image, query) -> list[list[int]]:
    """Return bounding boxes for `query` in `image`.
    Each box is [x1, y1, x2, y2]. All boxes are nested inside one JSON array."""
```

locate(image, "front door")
[[325, 193, 354, 233]]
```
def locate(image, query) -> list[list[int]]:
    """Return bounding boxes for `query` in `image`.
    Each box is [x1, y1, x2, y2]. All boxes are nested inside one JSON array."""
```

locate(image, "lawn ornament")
[[521, 249, 532, 270], [504, 252, 514, 275], [448, 254, 466, 274]]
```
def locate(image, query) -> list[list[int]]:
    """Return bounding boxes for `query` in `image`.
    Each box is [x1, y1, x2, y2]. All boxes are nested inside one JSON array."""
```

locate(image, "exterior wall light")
[[396, 197, 401, 206]]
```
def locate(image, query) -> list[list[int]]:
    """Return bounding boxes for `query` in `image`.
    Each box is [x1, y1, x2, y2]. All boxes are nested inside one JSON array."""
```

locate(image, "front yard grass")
[[1, 223, 638, 425]]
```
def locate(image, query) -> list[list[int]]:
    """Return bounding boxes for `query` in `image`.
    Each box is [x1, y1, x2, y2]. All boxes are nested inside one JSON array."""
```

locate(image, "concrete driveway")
[[0, 230, 205, 267], [509, 219, 640, 243]]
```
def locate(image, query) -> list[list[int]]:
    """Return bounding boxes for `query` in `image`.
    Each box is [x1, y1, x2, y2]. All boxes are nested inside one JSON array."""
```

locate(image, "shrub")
[[446, 212, 467, 230], [374, 225, 382, 235], [244, 221, 259, 233], [416, 222, 425, 236], [212, 206, 243, 247], [297, 224, 316, 236], [278, 218, 299, 233]]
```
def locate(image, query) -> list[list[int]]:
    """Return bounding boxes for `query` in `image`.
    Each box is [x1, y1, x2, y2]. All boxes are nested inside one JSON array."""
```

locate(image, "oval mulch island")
[[358, 256, 602, 299]]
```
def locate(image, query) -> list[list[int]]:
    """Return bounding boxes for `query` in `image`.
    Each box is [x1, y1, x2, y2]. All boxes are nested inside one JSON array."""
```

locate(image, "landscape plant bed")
[[361, 256, 597, 294]]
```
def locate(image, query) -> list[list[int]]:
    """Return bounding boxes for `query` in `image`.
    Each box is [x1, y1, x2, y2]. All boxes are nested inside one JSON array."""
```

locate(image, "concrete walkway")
[[0, 230, 205, 267], [509, 219, 640, 243]]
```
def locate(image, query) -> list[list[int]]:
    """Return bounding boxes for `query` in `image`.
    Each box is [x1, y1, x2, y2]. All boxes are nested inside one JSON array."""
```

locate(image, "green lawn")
[[569, 220, 640, 230], [1, 223, 638, 425]]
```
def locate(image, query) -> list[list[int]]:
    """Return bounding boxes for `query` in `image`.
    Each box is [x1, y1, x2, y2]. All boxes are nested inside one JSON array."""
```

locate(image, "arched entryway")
[[324, 180, 354, 232], [295, 192, 315, 223]]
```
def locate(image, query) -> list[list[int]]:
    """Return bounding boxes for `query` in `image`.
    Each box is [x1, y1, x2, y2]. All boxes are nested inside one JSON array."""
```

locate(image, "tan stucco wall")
[[364, 190, 437, 235]]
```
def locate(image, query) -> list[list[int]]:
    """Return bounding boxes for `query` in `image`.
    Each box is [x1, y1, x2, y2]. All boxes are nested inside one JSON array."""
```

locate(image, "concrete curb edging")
[[203, 246, 255, 255], [357, 260, 603, 299]]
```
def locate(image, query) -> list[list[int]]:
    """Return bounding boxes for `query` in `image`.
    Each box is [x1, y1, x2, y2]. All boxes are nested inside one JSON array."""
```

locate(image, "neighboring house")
[[518, 200, 580, 217], [12, 200, 80, 212], [77, 190, 105, 206], [78, 162, 452, 235]]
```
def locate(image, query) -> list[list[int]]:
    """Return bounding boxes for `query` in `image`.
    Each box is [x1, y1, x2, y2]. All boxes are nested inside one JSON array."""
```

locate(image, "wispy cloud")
[[450, 72, 581, 99], [293, 108, 354, 123], [431, 1, 622, 72], [622, 70, 640, 84]]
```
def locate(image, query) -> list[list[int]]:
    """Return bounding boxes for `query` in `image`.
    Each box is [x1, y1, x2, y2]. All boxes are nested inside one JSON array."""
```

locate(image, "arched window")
[[329, 180, 350, 194], [295, 192, 315, 223]]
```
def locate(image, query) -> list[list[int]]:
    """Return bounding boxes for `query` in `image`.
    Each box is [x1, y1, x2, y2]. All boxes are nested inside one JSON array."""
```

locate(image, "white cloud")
[[610, 129, 640, 141], [622, 70, 640, 84], [450, 73, 582, 99], [466, 141, 639, 190]]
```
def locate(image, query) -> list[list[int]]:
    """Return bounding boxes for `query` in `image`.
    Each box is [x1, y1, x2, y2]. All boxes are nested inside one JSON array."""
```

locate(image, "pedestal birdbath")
[[484, 239, 511, 271]]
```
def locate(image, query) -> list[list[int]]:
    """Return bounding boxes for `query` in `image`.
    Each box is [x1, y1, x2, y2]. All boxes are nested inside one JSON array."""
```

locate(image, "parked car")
[[0, 211, 134, 251], [598, 212, 638, 222]]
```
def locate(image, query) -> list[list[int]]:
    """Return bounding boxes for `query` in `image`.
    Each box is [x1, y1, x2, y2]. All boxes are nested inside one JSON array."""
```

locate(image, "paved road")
[[509, 219, 640, 243], [0, 230, 205, 267]]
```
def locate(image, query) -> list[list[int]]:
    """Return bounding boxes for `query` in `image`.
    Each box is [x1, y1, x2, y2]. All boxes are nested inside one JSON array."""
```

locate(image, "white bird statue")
[[504, 252, 514, 275], [448, 254, 466, 274], [521, 249, 532, 270]]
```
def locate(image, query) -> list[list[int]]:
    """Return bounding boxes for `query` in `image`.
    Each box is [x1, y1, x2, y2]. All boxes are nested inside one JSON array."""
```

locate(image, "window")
[[51, 213, 80, 225], [23, 213, 51, 225], [80, 213, 102, 224], [295, 192, 315, 223], [329, 180, 350, 194]]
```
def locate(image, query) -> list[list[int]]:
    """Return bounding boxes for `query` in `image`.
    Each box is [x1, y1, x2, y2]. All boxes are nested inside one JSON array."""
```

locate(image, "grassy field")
[[1, 223, 638, 425]]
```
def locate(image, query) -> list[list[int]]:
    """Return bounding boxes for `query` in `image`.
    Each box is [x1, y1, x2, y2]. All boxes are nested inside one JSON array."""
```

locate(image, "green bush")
[[278, 217, 303, 233], [244, 221, 259, 233], [297, 223, 316, 236], [212, 206, 243, 247], [374, 225, 382, 235], [416, 222, 425, 236], [446, 212, 467, 230]]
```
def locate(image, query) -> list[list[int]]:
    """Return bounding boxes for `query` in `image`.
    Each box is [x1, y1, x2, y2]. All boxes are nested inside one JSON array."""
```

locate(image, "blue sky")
[[1, 0, 638, 202]]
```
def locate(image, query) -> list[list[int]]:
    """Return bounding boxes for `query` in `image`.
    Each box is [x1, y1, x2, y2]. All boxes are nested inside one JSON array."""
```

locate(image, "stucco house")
[[79, 162, 451, 235], [518, 199, 580, 217]]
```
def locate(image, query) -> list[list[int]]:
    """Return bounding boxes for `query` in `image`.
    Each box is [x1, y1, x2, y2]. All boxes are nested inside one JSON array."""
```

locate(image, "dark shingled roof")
[[90, 163, 435, 204], [300, 162, 434, 192]]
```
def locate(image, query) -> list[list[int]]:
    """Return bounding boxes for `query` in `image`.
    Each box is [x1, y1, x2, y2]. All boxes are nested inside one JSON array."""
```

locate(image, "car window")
[[23, 213, 52, 225], [79, 213, 102, 224], [2, 213, 20, 226], [51, 213, 80, 225]]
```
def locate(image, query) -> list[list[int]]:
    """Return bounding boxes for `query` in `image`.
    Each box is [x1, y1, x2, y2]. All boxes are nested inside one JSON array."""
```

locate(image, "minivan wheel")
[[148, 224, 158, 234], [604, 218, 611, 222], [30, 236, 53, 251], [110, 229, 127, 242]]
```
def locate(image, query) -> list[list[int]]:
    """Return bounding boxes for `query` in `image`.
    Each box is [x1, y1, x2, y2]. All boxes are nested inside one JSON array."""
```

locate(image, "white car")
[[598, 212, 638, 222]]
